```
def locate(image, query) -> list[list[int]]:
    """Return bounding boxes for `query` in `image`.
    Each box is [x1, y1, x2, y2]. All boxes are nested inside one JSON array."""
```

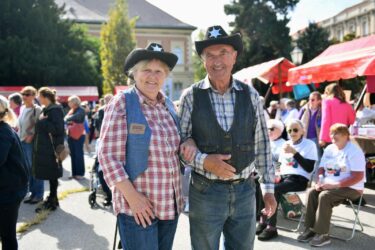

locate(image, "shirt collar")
[[135, 87, 165, 106], [201, 75, 243, 92]]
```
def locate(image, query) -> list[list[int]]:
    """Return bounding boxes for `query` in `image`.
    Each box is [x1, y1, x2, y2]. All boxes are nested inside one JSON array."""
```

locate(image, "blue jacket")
[[124, 88, 181, 181]]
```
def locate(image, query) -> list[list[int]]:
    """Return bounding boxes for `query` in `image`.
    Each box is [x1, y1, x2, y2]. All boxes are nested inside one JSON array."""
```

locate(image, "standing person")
[[0, 95, 29, 250], [178, 25, 276, 250], [8, 93, 23, 117], [299, 91, 322, 174], [64, 96, 86, 180], [98, 43, 184, 250], [33, 87, 65, 213], [18, 86, 44, 205], [319, 83, 355, 147], [297, 124, 365, 247]]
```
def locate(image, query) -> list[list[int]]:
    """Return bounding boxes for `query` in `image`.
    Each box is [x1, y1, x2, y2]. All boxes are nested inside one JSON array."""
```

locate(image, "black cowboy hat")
[[124, 43, 178, 76], [195, 25, 243, 56]]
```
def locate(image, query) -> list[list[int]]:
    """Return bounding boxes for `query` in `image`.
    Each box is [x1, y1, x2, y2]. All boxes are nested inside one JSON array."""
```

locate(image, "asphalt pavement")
[[5, 153, 375, 250]]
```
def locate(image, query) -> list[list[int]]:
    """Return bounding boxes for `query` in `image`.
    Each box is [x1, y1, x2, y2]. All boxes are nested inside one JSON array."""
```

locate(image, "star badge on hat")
[[208, 27, 222, 39], [151, 44, 163, 52]]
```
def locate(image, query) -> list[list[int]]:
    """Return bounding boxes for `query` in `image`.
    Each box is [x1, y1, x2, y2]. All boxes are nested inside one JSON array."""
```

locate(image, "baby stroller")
[[88, 157, 112, 208]]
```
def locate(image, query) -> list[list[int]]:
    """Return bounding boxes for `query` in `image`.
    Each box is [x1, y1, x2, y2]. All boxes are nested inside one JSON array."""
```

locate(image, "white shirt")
[[319, 141, 366, 190], [278, 138, 318, 180]]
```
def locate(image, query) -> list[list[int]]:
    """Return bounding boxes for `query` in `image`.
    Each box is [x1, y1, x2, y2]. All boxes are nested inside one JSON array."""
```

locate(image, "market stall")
[[234, 57, 295, 98], [288, 35, 375, 182]]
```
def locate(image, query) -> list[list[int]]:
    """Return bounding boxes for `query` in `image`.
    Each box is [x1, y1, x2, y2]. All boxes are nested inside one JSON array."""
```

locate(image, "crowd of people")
[[0, 24, 373, 250]]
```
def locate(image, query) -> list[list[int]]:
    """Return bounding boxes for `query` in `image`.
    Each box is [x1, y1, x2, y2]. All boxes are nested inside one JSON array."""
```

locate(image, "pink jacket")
[[320, 97, 355, 143]]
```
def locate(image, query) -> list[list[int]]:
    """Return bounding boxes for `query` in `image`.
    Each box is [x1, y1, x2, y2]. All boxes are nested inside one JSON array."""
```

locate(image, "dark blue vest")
[[191, 80, 255, 174], [124, 88, 181, 181]]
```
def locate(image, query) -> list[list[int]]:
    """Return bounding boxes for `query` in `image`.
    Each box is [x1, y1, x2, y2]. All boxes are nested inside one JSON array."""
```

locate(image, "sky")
[[148, 0, 363, 35]]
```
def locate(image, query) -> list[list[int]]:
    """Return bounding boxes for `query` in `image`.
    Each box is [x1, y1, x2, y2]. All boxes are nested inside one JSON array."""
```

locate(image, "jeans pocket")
[[191, 174, 211, 194]]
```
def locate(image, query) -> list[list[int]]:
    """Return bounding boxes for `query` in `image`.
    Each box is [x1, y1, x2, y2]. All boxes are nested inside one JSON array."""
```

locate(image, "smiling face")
[[330, 132, 349, 149], [133, 59, 169, 100], [286, 122, 304, 143], [201, 44, 237, 84]]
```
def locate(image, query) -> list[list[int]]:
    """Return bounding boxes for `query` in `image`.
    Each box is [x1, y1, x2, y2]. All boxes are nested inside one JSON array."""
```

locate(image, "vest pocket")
[[239, 144, 253, 151], [200, 145, 218, 154]]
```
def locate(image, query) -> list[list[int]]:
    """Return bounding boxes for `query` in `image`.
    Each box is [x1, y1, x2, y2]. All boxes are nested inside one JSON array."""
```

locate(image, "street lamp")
[[291, 46, 303, 65]]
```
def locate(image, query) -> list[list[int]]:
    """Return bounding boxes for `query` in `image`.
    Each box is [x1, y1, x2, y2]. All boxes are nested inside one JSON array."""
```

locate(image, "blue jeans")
[[22, 141, 44, 199], [117, 213, 179, 250], [68, 135, 85, 176], [189, 172, 256, 250]]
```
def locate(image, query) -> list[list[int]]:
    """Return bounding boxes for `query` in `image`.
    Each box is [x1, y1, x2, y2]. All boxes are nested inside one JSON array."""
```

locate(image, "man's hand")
[[24, 134, 34, 143], [320, 182, 340, 190], [203, 154, 236, 179], [262, 193, 277, 218], [126, 190, 155, 228], [180, 138, 197, 163]]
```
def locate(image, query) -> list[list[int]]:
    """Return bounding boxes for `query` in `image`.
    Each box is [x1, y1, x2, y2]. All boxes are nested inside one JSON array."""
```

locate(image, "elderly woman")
[[257, 119, 318, 241], [320, 83, 355, 147], [64, 95, 86, 179], [98, 43, 183, 250], [297, 123, 366, 247], [0, 95, 28, 250], [33, 87, 65, 213]]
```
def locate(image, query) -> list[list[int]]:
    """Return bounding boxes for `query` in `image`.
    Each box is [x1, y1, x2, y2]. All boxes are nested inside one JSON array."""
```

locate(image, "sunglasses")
[[287, 128, 299, 134], [268, 127, 275, 131], [22, 93, 32, 97]]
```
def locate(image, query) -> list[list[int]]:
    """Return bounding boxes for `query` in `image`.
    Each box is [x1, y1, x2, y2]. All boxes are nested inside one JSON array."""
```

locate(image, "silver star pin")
[[209, 27, 222, 38], [151, 45, 163, 52]]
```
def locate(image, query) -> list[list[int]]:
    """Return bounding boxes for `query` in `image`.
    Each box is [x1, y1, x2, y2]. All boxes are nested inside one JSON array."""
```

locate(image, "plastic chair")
[[330, 194, 364, 241]]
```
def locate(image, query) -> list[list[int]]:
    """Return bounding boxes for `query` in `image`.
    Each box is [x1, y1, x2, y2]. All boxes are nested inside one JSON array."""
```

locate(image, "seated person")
[[255, 119, 286, 220], [257, 119, 318, 241], [297, 123, 366, 247]]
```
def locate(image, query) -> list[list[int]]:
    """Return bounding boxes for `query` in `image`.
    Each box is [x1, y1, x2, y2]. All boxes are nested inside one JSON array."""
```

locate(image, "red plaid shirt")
[[98, 88, 183, 220]]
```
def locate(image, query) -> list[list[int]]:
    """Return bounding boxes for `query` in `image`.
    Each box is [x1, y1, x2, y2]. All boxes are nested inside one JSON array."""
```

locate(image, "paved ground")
[[3, 153, 375, 250]]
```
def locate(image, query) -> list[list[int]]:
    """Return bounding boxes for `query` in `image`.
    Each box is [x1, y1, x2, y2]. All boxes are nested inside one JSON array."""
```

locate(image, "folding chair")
[[277, 190, 306, 232], [330, 194, 364, 241]]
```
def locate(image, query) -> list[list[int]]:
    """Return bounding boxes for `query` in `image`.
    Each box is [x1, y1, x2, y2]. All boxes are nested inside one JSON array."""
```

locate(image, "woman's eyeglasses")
[[268, 127, 275, 132], [22, 93, 32, 97], [287, 128, 299, 134]]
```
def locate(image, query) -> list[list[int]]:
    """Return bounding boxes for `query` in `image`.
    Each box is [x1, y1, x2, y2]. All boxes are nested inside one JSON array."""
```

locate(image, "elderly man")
[[179, 25, 277, 250]]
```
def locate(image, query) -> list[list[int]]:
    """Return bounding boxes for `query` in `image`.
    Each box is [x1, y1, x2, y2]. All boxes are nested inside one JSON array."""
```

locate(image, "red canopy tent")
[[0, 86, 99, 102], [288, 34, 375, 85], [114, 85, 130, 95], [234, 57, 295, 95]]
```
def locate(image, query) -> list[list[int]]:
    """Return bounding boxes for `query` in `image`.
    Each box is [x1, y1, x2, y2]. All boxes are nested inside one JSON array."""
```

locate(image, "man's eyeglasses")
[[268, 127, 275, 132], [287, 128, 299, 134], [22, 93, 32, 97]]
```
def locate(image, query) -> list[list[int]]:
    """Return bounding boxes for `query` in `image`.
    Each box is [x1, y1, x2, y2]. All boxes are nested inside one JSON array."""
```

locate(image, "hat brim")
[[124, 49, 178, 76], [195, 33, 243, 56]]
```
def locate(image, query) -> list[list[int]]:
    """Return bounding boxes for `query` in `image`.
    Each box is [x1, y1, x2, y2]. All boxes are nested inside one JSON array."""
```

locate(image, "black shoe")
[[297, 229, 315, 242], [103, 199, 112, 207], [258, 228, 278, 241], [28, 197, 43, 204], [35, 196, 59, 213], [256, 223, 267, 235]]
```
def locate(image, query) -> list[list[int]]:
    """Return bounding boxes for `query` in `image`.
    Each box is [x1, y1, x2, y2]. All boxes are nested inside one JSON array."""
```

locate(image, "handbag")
[[49, 134, 70, 162], [68, 122, 85, 140], [279, 193, 303, 218]]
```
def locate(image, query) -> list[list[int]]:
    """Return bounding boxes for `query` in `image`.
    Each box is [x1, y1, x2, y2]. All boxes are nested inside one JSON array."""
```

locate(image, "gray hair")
[[286, 119, 304, 130], [68, 95, 81, 106], [128, 59, 170, 79]]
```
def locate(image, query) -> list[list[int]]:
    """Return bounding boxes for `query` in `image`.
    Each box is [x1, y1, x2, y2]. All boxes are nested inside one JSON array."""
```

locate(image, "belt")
[[192, 171, 246, 185]]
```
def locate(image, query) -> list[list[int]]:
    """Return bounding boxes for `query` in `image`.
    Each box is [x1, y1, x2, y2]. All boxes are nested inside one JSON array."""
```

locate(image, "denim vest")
[[191, 80, 255, 174], [124, 88, 181, 181]]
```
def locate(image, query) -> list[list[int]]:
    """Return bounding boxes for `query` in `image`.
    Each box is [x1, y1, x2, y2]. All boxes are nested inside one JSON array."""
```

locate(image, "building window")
[[171, 41, 185, 65], [336, 29, 343, 41], [173, 82, 183, 100], [362, 20, 369, 36]]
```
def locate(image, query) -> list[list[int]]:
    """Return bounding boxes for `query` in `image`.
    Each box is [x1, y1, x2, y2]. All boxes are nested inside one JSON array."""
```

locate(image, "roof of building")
[[55, 0, 196, 30]]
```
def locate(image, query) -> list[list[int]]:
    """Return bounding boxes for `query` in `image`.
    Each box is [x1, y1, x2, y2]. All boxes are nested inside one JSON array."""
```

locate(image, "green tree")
[[100, 0, 136, 94], [0, 0, 101, 87], [192, 30, 206, 81], [296, 22, 331, 64], [224, 0, 299, 70]]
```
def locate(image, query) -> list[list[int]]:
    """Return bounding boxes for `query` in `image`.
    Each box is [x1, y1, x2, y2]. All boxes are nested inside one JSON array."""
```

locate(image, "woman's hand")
[[126, 190, 155, 228], [319, 140, 327, 148], [283, 143, 297, 155], [180, 138, 197, 163]]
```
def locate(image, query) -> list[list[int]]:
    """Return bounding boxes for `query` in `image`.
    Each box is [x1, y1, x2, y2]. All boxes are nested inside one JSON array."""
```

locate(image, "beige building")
[[320, 0, 375, 41], [55, 0, 196, 100]]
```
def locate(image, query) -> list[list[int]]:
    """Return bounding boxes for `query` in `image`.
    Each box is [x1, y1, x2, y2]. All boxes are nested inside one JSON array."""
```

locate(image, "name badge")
[[129, 123, 146, 134]]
